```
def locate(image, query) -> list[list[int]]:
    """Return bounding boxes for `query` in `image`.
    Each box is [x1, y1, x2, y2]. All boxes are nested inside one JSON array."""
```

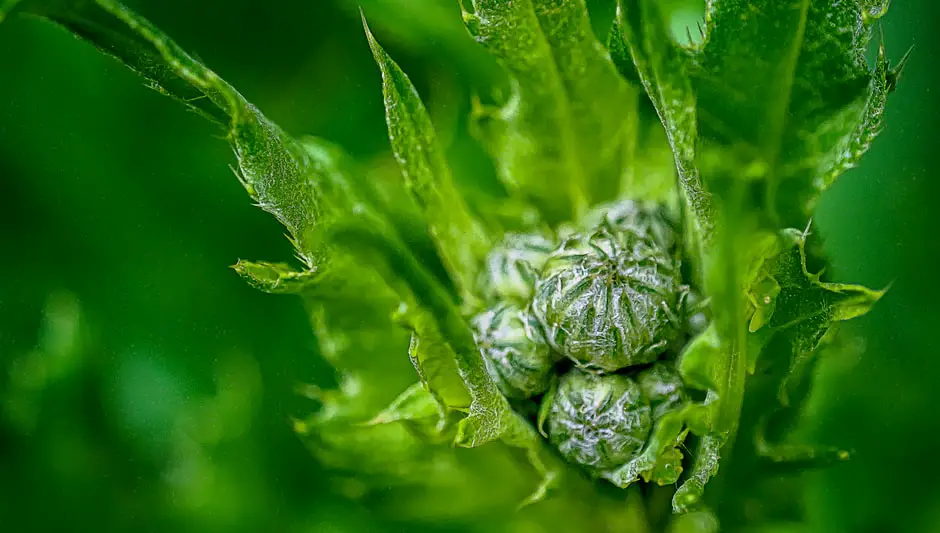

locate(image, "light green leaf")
[[404, 331, 472, 412], [232, 260, 320, 295], [366, 382, 442, 428], [673, 434, 721, 513], [679, 323, 724, 395], [364, 17, 491, 305], [326, 221, 561, 504], [463, 0, 639, 222], [602, 406, 694, 488]]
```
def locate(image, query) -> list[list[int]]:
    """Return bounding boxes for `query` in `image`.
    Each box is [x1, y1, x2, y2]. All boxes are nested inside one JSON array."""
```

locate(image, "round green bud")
[[471, 303, 558, 399], [479, 232, 556, 303], [531, 223, 682, 372], [545, 369, 652, 471], [636, 362, 688, 420]]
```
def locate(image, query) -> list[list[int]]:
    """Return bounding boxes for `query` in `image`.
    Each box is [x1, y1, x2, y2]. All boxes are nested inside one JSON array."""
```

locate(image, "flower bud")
[[471, 303, 558, 399], [479, 232, 555, 303], [545, 369, 652, 471], [531, 223, 681, 372], [580, 199, 678, 252]]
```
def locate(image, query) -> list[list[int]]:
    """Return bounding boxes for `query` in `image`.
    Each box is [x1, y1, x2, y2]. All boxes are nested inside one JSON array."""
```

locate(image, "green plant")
[[0, 0, 908, 531]]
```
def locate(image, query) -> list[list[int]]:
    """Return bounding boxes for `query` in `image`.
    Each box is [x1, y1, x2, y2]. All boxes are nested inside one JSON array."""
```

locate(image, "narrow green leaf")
[[673, 434, 721, 513], [463, 0, 638, 222], [614, 0, 709, 229], [232, 260, 320, 295], [364, 17, 490, 304], [0, 0, 333, 264], [405, 331, 472, 411]]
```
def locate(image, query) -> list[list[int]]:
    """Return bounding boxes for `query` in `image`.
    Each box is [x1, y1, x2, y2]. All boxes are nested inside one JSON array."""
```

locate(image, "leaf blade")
[[465, 0, 638, 221], [364, 17, 491, 303]]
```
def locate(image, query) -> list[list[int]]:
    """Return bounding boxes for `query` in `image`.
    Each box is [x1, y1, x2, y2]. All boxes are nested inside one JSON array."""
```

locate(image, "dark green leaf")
[[746, 227, 884, 404], [693, 0, 892, 225]]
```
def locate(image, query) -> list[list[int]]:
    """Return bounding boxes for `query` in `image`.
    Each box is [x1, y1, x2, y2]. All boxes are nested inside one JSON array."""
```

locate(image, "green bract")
[[531, 219, 682, 372], [545, 368, 652, 472], [470, 303, 558, 399]]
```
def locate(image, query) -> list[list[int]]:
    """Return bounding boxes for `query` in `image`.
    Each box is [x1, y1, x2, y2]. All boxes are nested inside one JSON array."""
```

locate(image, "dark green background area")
[[0, 1, 936, 532]]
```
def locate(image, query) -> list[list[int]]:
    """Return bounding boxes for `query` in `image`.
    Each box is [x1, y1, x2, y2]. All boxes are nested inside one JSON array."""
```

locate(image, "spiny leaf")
[[232, 260, 320, 295], [364, 16, 491, 305], [0, 0, 333, 265], [693, 0, 894, 226], [746, 227, 884, 404], [614, 0, 709, 228], [462, 0, 638, 222], [819, 40, 910, 191]]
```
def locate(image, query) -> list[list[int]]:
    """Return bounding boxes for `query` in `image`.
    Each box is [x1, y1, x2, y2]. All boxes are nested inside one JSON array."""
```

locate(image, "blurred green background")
[[0, 1, 936, 532]]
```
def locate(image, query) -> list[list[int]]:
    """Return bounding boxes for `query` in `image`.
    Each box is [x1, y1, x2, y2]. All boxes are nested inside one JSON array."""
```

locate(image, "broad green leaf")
[[364, 18, 491, 305], [232, 245, 421, 419], [693, 0, 893, 226], [294, 410, 529, 522], [463, 0, 639, 222], [304, 274, 417, 417]]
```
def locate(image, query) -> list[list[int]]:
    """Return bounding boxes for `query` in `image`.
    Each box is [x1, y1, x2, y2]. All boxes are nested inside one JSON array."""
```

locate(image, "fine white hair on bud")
[[545, 368, 652, 472], [531, 218, 682, 373], [471, 302, 560, 399]]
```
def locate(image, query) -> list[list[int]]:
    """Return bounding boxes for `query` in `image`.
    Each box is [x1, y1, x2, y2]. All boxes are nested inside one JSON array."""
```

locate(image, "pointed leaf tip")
[[365, 20, 490, 305]]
